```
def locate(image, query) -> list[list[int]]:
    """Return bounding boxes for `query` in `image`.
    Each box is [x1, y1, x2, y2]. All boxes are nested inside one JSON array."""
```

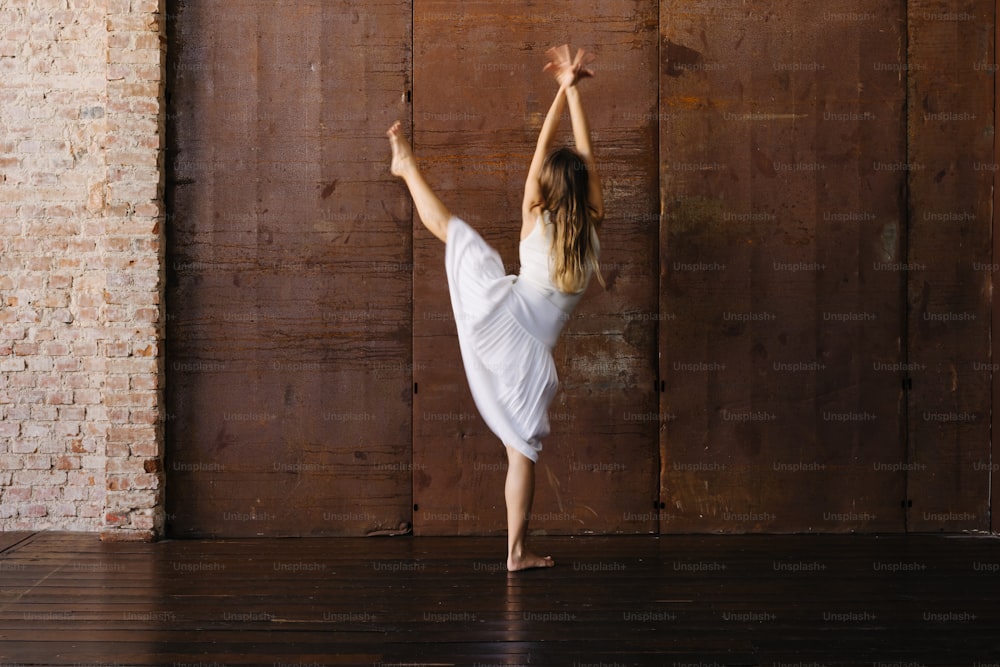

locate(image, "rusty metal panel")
[[411, 2, 661, 535], [906, 0, 995, 532], [165, 0, 413, 536], [660, 2, 907, 532], [995, 11, 999, 537]]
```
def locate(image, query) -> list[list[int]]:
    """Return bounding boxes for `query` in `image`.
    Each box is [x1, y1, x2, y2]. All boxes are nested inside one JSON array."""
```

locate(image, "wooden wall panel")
[[411, 1, 661, 535], [165, 0, 413, 536], [906, 0, 995, 532], [659, 1, 908, 532], [161, 2, 997, 538]]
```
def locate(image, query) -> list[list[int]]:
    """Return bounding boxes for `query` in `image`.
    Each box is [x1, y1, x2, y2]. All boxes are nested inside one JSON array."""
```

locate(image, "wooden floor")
[[0, 532, 998, 666]]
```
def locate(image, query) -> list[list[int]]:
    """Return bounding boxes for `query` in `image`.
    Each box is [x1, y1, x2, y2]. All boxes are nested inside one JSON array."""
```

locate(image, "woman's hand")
[[543, 44, 595, 88]]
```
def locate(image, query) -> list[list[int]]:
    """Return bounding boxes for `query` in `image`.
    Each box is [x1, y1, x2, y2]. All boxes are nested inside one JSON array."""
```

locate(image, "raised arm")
[[522, 45, 602, 237], [522, 86, 568, 233], [565, 84, 603, 225]]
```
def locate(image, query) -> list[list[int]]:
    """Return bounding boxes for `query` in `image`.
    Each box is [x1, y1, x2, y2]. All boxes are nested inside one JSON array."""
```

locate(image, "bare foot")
[[507, 550, 555, 572], [386, 121, 416, 178]]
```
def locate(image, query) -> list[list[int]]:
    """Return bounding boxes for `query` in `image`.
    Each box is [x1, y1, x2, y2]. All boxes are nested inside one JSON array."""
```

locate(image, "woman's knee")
[[504, 444, 534, 467]]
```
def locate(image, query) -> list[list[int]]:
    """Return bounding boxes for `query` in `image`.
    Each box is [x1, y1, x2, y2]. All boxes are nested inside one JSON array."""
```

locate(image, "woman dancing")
[[387, 45, 603, 571]]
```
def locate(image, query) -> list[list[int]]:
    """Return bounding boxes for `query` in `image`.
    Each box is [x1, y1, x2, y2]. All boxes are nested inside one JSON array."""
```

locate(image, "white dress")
[[444, 212, 595, 462]]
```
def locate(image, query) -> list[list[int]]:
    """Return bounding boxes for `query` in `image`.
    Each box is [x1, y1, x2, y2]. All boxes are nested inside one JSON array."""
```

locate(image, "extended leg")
[[504, 445, 555, 571], [387, 121, 451, 243]]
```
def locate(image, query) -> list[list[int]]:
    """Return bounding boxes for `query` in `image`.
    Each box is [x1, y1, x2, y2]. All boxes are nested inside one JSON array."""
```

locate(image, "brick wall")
[[0, 0, 165, 540]]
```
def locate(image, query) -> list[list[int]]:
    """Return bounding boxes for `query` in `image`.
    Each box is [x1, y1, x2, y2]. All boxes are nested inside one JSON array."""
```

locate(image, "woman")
[[387, 45, 603, 571]]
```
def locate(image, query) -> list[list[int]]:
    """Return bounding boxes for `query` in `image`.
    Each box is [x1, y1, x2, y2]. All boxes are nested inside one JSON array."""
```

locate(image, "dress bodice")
[[517, 212, 595, 315]]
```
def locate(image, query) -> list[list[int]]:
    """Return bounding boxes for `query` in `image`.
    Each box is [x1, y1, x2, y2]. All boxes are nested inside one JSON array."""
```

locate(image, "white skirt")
[[444, 216, 561, 462]]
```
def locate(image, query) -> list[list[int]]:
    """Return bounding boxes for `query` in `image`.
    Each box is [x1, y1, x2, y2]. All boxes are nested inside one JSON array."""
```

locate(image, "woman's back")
[[518, 212, 594, 310]]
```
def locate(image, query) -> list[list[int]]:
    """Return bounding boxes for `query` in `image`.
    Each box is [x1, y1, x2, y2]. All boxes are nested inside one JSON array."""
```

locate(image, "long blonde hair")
[[538, 147, 604, 293]]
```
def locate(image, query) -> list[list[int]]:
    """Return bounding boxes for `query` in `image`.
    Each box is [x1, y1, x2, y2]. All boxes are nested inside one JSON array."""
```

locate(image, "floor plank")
[[0, 531, 35, 554], [0, 533, 997, 665]]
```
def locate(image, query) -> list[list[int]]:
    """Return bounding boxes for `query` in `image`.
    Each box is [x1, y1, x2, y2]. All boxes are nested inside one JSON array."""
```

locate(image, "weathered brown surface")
[[165, 0, 413, 536], [162, 1, 996, 538], [906, 0, 995, 532], [411, 2, 661, 535], [659, 1, 908, 532], [995, 12, 999, 537]]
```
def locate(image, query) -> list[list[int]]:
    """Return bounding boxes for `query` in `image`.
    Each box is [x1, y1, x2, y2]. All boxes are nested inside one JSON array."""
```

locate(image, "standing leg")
[[387, 121, 451, 243], [504, 445, 555, 571]]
